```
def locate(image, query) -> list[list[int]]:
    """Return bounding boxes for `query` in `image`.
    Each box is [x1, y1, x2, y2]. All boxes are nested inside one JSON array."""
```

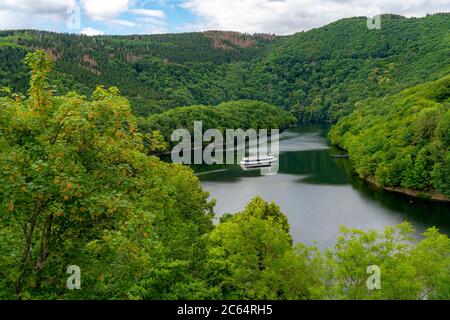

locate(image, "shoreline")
[[365, 177, 450, 203], [330, 141, 450, 204]]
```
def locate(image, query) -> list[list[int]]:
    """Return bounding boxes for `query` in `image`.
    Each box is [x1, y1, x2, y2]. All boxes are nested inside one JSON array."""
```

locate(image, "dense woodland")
[[330, 76, 450, 197], [1, 14, 449, 120], [0, 29, 277, 116], [138, 100, 295, 147], [0, 13, 449, 300]]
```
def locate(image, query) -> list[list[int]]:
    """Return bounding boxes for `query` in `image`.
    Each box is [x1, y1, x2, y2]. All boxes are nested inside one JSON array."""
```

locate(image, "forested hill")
[[0, 30, 277, 115], [0, 13, 449, 120], [255, 13, 450, 121], [329, 75, 450, 198]]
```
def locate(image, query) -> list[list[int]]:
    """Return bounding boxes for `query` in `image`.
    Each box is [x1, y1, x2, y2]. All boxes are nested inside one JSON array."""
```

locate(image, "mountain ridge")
[[0, 13, 449, 119]]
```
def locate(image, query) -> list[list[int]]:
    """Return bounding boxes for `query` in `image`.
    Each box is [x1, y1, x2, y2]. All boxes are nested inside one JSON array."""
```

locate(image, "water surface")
[[194, 124, 450, 249]]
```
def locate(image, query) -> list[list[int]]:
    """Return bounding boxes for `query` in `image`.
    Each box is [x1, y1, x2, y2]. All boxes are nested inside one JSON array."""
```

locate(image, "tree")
[[0, 51, 214, 299], [240, 196, 290, 235], [330, 76, 450, 197], [145, 130, 169, 154], [205, 214, 294, 299], [205, 197, 324, 299]]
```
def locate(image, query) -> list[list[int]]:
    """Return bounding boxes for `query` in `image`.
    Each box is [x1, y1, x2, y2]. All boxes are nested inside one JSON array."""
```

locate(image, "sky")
[[0, 0, 449, 36]]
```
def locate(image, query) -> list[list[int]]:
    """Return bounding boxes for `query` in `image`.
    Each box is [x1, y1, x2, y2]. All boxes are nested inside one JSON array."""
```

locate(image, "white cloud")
[[80, 0, 130, 21], [111, 19, 136, 27], [181, 0, 450, 34], [0, 0, 167, 33], [0, 0, 76, 14], [146, 26, 169, 34], [0, 0, 76, 29], [0, 11, 32, 29], [0, 0, 448, 34], [80, 27, 104, 35], [138, 17, 168, 27], [129, 9, 166, 19]]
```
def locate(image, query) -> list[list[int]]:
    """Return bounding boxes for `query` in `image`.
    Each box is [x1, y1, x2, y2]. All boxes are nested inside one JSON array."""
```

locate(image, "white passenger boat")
[[240, 155, 278, 169]]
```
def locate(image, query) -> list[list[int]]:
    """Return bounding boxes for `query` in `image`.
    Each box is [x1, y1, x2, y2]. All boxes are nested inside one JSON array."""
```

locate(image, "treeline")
[[329, 75, 450, 197], [0, 29, 276, 116], [138, 100, 296, 147], [1, 14, 449, 119], [254, 14, 450, 121]]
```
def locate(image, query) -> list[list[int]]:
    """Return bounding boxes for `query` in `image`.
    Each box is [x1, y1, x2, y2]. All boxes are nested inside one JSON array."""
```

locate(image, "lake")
[[192, 124, 450, 249]]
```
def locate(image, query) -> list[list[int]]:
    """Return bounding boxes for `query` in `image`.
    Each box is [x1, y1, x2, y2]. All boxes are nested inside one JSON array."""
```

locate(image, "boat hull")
[[239, 158, 278, 169]]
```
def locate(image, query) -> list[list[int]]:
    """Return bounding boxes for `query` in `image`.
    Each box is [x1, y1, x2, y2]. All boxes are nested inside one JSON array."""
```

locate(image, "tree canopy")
[[330, 75, 450, 197], [0, 14, 448, 120]]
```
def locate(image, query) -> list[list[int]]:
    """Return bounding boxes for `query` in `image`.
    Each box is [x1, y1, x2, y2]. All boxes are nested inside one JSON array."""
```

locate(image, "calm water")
[[193, 124, 450, 249]]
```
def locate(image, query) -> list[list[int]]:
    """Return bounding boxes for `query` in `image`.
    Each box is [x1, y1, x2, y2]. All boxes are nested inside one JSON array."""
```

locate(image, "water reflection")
[[192, 124, 450, 248]]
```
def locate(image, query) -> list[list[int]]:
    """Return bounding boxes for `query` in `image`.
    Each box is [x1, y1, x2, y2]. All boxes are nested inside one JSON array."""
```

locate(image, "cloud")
[[111, 19, 136, 27], [80, 27, 104, 35], [146, 26, 169, 34], [0, 0, 76, 14], [0, 0, 447, 35], [180, 0, 450, 34], [129, 6, 168, 33], [0, 0, 76, 29], [138, 17, 168, 27], [80, 0, 130, 21], [129, 9, 166, 19]]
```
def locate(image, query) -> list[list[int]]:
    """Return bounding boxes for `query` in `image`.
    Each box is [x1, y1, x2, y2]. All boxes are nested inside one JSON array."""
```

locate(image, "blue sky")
[[75, 1, 200, 35], [0, 0, 449, 36]]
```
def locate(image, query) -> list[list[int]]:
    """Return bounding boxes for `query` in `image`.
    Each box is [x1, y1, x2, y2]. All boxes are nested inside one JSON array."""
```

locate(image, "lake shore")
[[330, 142, 450, 204], [365, 177, 450, 203]]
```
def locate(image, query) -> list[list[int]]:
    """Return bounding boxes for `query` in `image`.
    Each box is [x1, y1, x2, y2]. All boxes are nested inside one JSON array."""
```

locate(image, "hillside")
[[0, 30, 277, 115], [0, 13, 449, 120], [251, 13, 450, 121], [329, 75, 450, 198], [138, 100, 295, 147]]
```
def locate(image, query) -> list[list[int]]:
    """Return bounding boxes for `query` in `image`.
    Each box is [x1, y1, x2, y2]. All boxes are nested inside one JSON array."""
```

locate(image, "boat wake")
[[195, 169, 229, 176]]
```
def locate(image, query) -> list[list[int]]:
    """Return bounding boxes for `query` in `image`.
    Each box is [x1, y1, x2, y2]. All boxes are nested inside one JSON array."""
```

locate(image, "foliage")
[[138, 100, 295, 147], [329, 75, 450, 196], [255, 14, 450, 121], [0, 14, 448, 120], [0, 51, 214, 299], [324, 223, 450, 300], [0, 30, 276, 116], [205, 197, 450, 300], [240, 196, 290, 235]]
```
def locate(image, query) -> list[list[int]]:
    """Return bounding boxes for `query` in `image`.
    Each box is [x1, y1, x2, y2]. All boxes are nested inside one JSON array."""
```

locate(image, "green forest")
[[0, 12, 449, 300], [138, 100, 295, 148], [1, 14, 449, 120], [330, 76, 450, 198]]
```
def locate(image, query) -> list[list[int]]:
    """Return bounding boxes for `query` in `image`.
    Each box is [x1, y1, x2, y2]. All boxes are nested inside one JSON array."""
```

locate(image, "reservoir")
[[194, 124, 450, 249]]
